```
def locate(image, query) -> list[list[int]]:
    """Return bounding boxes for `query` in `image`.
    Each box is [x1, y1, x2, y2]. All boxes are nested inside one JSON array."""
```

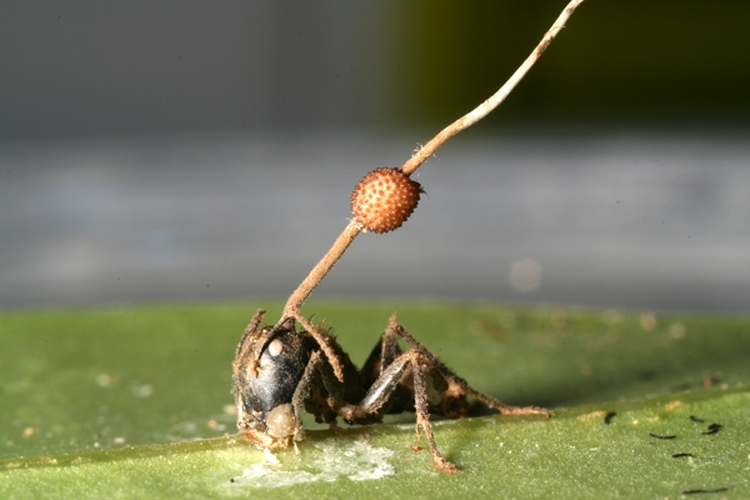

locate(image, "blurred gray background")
[[2, 1, 749, 312]]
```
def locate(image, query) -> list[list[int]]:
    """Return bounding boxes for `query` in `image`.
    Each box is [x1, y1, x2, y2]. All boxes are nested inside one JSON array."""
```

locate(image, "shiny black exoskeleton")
[[232, 317, 314, 435], [232, 310, 550, 472]]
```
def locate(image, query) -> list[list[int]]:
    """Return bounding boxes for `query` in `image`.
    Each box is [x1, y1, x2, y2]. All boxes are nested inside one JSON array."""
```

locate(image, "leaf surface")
[[2, 302, 748, 498]]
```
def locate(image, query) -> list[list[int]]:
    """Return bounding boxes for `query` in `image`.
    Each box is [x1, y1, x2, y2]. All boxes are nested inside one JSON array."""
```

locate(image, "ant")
[[232, 310, 551, 473], [228, 0, 584, 474]]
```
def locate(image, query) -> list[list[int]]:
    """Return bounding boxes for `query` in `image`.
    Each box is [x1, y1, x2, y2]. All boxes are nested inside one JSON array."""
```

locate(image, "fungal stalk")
[[276, 0, 585, 378]]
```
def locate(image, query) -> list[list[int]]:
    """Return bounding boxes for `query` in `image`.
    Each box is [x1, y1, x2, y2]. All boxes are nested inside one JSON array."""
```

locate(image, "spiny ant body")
[[232, 310, 550, 472]]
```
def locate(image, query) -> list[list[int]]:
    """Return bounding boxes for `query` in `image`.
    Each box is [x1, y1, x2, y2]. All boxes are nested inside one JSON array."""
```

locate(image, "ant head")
[[232, 314, 313, 447]]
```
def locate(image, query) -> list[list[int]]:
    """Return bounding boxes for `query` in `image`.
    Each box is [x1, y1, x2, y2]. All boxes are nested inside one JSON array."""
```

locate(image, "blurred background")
[[1, 1, 749, 311]]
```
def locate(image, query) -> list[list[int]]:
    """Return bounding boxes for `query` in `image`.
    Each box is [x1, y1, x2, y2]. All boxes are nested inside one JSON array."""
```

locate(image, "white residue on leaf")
[[228, 438, 395, 488], [262, 447, 279, 464]]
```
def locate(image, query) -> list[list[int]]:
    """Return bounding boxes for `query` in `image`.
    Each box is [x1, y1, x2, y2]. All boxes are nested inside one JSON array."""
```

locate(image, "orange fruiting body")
[[350, 167, 422, 233]]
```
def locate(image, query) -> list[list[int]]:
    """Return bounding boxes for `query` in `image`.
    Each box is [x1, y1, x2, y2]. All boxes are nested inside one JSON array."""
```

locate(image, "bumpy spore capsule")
[[350, 167, 422, 233]]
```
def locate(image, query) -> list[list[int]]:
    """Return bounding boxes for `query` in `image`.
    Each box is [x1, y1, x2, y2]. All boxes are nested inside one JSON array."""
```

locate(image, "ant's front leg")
[[288, 350, 324, 442], [294, 347, 377, 428]]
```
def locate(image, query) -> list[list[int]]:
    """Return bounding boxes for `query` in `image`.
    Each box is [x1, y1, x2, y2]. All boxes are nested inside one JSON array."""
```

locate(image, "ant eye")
[[267, 338, 283, 357]]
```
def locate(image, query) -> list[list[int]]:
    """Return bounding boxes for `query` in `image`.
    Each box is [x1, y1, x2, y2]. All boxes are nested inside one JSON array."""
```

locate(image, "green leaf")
[[1, 302, 748, 498]]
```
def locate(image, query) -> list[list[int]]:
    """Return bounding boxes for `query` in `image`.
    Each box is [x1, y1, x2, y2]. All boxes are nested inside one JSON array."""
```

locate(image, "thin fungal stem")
[[281, 0, 584, 330], [283, 218, 362, 318], [401, 0, 584, 176]]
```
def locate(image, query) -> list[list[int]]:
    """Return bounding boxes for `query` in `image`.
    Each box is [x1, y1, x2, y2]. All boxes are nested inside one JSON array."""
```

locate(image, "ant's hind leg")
[[359, 314, 404, 385], [409, 352, 459, 473], [387, 315, 552, 419], [466, 388, 552, 419], [357, 348, 460, 473]]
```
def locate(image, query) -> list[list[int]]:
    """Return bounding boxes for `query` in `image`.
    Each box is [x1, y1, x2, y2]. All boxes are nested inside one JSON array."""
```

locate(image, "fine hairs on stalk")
[[279, 0, 585, 377]]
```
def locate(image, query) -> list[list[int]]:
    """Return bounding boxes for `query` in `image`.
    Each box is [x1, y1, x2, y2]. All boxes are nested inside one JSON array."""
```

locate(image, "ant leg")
[[357, 353, 412, 414], [359, 317, 404, 386], [357, 349, 459, 473], [234, 310, 269, 378], [466, 389, 551, 418], [299, 347, 378, 425], [378, 318, 403, 371], [289, 313, 347, 383], [386, 315, 552, 419], [289, 351, 328, 441], [409, 353, 459, 473]]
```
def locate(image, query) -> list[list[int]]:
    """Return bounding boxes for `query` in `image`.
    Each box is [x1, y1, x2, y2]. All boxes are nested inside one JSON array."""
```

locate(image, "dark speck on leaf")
[[682, 488, 728, 495], [702, 423, 722, 435], [649, 432, 676, 440]]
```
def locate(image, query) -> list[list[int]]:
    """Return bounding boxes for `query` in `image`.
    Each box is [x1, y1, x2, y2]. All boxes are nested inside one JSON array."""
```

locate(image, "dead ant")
[[232, 310, 551, 473], [230, 3, 584, 471]]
